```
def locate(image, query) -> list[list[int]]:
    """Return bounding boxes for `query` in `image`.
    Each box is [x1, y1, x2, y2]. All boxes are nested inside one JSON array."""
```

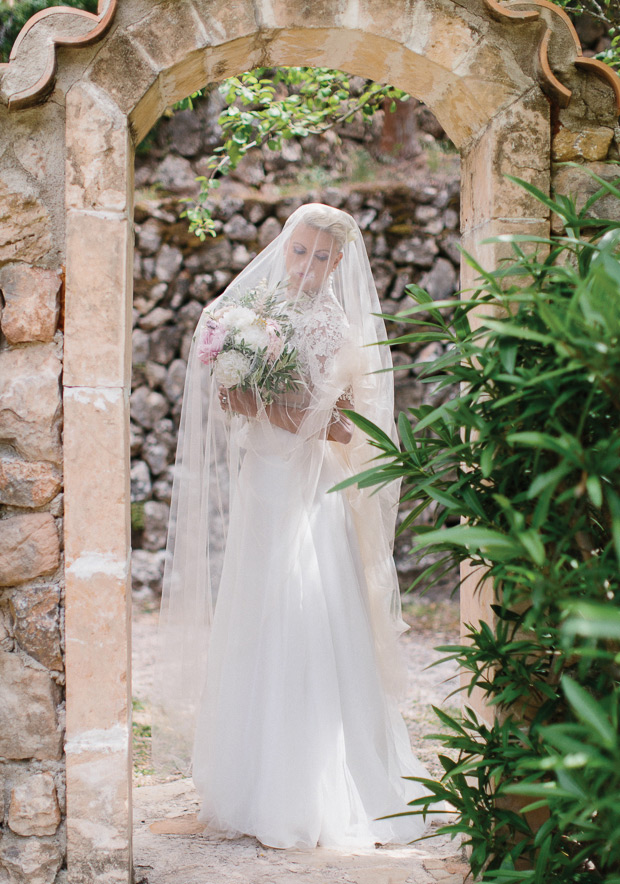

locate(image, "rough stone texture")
[[552, 161, 620, 228], [0, 460, 61, 508], [154, 243, 183, 282], [0, 835, 63, 884], [142, 500, 170, 551], [552, 125, 615, 162], [64, 211, 132, 388], [131, 549, 167, 599], [8, 772, 61, 836], [154, 154, 199, 194], [0, 650, 63, 760], [0, 180, 53, 265], [0, 344, 62, 465], [131, 387, 169, 429], [0, 514, 60, 587], [10, 584, 63, 671], [66, 80, 130, 213], [0, 264, 62, 344]]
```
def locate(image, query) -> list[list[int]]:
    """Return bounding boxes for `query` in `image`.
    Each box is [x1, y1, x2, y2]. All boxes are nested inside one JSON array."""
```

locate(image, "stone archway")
[[0, 1, 618, 881]]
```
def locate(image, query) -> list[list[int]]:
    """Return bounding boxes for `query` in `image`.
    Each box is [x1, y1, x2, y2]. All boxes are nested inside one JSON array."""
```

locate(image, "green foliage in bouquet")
[[336, 168, 620, 881]]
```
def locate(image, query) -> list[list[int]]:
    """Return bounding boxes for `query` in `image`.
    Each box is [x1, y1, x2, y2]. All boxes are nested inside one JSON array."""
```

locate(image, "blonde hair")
[[288, 203, 357, 249]]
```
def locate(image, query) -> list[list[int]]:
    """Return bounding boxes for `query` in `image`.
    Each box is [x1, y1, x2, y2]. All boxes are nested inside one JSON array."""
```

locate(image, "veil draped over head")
[[153, 203, 408, 773]]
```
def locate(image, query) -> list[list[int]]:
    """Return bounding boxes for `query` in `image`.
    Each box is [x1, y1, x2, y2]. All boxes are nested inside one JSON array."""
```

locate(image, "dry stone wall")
[[129, 172, 462, 601], [0, 279, 66, 883]]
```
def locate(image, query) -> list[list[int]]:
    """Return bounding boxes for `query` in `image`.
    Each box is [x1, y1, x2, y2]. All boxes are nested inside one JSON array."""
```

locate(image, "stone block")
[[423, 8, 478, 73], [0, 514, 60, 587], [0, 180, 52, 265], [65, 739, 131, 884], [64, 211, 132, 388], [63, 386, 130, 564], [130, 461, 152, 502], [142, 500, 170, 551], [88, 31, 159, 117], [66, 81, 131, 213], [153, 154, 198, 195], [65, 567, 130, 736], [126, 0, 209, 72], [63, 385, 131, 736], [168, 109, 202, 157], [0, 835, 63, 884], [9, 584, 63, 671], [552, 160, 620, 226], [192, 0, 258, 43], [418, 257, 458, 300], [0, 264, 61, 344], [154, 243, 183, 282], [0, 344, 62, 465], [0, 650, 62, 760], [553, 125, 614, 162], [8, 772, 61, 836], [0, 460, 61, 508], [131, 387, 169, 429], [460, 219, 549, 324], [461, 92, 550, 230]]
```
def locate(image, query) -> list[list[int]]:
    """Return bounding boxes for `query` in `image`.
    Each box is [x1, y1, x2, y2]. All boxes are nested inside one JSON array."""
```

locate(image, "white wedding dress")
[[191, 416, 440, 849], [158, 206, 444, 851]]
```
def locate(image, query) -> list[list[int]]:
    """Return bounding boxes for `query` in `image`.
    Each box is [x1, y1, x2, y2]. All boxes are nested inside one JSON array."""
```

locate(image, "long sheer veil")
[[152, 203, 407, 774]]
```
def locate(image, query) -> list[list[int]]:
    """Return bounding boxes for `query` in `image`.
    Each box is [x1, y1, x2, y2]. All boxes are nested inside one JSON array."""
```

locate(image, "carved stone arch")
[[0, 1, 617, 881]]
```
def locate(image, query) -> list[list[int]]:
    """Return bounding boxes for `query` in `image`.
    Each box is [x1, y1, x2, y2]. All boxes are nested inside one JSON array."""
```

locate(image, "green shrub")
[[338, 168, 620, 881], [0, 0, 98, 63]]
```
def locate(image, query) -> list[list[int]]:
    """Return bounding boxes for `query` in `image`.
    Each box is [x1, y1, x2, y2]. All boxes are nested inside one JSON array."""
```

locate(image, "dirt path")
[[131, 597, 469, 884]]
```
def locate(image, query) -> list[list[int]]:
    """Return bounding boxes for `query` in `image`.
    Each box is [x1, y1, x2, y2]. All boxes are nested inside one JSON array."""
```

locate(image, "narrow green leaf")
[[561, 676, 616, 749]]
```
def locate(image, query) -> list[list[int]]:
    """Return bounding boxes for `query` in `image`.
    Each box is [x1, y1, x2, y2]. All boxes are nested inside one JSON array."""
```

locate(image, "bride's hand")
[[327, 409, 354, 444], [219, 385, 259, 417]]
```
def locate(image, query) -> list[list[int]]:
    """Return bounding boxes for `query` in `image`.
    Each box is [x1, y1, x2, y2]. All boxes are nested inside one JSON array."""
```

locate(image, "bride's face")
[[284, 223, 343, 294]]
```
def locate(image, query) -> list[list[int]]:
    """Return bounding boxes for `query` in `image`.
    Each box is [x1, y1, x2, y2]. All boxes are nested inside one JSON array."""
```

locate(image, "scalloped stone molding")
[[1, 0, 617, 115], [0, 0, 117, 110], [484, 0, 620, 113]]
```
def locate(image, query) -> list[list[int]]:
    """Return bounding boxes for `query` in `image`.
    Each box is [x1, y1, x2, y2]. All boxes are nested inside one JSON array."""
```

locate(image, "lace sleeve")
[[293, 296, 350, 384]]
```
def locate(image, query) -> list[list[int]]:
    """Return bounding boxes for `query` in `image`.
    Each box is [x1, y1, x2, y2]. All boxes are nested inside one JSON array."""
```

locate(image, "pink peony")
[[265, 319, 285, 362], [197, 318, 227, 364]]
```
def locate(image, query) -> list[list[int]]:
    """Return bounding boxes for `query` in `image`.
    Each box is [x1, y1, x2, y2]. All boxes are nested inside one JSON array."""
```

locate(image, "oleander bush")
[[339, 169, 620, 882]]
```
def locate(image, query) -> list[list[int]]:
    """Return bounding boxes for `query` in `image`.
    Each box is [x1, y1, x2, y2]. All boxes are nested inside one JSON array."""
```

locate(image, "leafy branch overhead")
[[338, 168, 620, 882], [174, 68, 408, 240]]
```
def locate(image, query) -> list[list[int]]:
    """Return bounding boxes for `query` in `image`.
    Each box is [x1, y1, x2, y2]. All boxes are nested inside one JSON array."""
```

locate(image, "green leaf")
[[561, 676, 616, 749], [341, 410, 399, 451], [411, 525, 520, 558]]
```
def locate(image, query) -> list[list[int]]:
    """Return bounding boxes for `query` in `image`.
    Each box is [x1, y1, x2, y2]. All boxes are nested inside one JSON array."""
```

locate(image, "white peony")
[[214, 350, 252, 388], [219, 306, 256, 332], [238, 322, 270, 351]]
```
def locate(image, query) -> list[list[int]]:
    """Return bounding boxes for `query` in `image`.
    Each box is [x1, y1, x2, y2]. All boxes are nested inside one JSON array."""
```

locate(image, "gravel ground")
[[131, 595, 468, 884]]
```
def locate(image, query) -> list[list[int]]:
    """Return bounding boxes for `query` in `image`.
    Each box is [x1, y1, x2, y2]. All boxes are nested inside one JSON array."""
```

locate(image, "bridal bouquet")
[[196, 280, 301, 404]]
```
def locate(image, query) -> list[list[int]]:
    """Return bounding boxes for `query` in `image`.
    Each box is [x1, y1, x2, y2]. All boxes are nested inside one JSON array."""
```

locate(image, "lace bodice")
[[289, 290, 351, 384]]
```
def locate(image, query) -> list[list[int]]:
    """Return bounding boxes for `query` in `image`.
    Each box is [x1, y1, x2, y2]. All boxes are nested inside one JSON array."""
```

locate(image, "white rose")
[[214, 350, 252, 388], [219, 306, 256, 332], [239, 323, 270, 351]]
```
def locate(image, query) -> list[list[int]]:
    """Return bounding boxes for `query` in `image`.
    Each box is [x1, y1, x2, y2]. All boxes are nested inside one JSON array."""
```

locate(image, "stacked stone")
[[130, 177, 461, 598], [0, 267, 65, 882]]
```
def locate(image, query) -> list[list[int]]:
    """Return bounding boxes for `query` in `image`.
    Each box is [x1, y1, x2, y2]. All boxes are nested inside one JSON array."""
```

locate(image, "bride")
[[154, 203, 442, 850]]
